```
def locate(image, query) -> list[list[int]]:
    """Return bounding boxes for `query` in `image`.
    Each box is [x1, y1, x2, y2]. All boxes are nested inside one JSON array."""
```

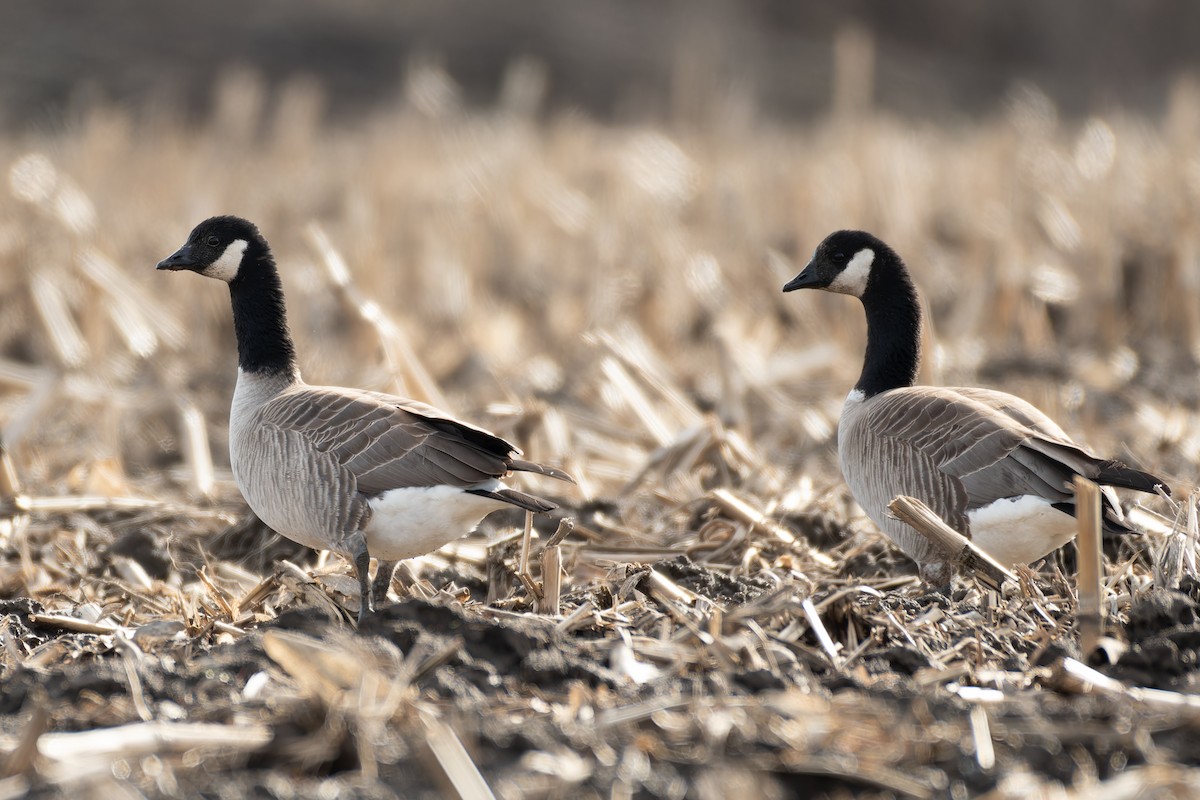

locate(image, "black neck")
[[227, 243, 297, 376], [855, 259, 922, 397]]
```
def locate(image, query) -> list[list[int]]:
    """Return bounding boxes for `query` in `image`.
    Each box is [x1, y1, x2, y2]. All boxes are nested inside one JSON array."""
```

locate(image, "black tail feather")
[[1051, 501, 1139, 537], [467, 487, 557, 514], [1095, 459, 1170, 496], [509, 459, 575, 484]]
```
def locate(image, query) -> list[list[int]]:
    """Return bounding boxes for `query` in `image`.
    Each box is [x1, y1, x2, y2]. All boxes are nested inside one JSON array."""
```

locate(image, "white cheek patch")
[[828, 247, 875, 297], [206, 239, 248, 282]]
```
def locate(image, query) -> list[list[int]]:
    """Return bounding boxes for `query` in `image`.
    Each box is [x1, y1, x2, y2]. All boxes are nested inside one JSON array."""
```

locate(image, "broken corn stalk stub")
[[1074, 476, 1103, 655], [888, 495, 1017, 590]]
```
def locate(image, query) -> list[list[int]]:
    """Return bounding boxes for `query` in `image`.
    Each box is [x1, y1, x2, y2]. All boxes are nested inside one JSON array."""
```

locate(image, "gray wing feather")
[[258, 386, 519, 494], [951, 387, 1072, 441], [840, 385, 1166, 567], [861, 386, 1155, 513], [860, 388, 1083, 513]]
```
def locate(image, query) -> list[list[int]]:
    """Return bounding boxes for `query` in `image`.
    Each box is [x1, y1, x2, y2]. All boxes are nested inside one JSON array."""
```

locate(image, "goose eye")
[[206, 235, 220, 247], [832, 252, 847, 265]]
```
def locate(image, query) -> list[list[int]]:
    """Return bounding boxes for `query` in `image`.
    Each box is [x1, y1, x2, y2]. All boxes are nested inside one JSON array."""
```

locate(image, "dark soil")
[[5, 544, 1200, 799]]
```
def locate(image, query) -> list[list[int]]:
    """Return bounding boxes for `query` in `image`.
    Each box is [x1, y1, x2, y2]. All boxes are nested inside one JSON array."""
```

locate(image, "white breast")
[[363, 482, 511, 560], [967, 495, 1078, 566]]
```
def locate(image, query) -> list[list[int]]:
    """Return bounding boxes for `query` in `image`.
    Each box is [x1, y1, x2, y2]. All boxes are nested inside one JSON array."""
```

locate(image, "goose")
[[157, 215, 573, 620], [782, 230, 1168, 585]]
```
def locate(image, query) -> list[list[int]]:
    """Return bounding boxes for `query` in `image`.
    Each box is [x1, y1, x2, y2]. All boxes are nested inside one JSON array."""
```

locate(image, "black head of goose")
[[158, 216, 574, 621], [783, 229, 1169, 586]]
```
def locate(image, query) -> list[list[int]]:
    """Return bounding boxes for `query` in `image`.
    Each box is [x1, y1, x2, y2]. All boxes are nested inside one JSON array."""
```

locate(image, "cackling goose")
[[783, 230, 1168, 585], [158, 216, 573, 620]]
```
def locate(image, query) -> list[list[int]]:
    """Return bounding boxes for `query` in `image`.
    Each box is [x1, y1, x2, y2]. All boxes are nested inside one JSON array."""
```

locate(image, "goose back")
[[228, 373, 535, 551], [257, 385, 521, 494], [837, 386, 1138, 567]]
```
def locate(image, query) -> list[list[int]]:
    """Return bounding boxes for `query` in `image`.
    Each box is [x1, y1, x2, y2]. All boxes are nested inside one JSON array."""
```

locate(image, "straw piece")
[[801, 597, 842, 669], [599, 357, 674, 446], [36, 721, 271, 762], [197, 567, 235, 619], [1050, 657, 1200, 715], [711, 488, 792, 544], [1, 372, 57, 450], [518, 510, 534, 577], [29, 273, 88, 368], [0, 776, 29, 800], [1187, 492, 1199, 579], [409, 638, 467, 685], [540, 545, 562, 616], [236, 574, 280, 616], [967, 704, 994, 771], [262, 629, 365, 703], [77, 248, 185, 348], [111, 557, 153, 592], [0, 439, 22, 502], [1, 703, 46, 778], [766, 754, 932, 799], [887, 495, 1018, 590], [27, 613, 120, 635], [517, 511, 541, 602], [590, 327, 704, 430], [1044, 659, 1200, 718], [0, 358, 42, 388], [306, 223, 449, 410], [545, 517, 574, 548], [1073, 476, 1104, 654], [644, 569, 699, 607], [555, 601, 595, 634], [595, 693, 687, 729], [422, 713, 497, 800], [646, 591, 714, 647], [178, 402, 215, 499], [1128, 503, 1178, 538], [22, 496, 163, 513], [116, 637, 153, 722]]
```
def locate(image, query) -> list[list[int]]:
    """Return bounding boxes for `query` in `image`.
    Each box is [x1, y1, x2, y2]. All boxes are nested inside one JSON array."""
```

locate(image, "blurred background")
[[7, 0, 1200, 126]]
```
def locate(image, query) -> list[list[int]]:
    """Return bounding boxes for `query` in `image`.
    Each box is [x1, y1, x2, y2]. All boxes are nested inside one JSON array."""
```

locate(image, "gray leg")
[[919, 559, 953, 590], [371, 560, 397, 605], [347, 532, 373, 624], [918, 560, 954, 603]]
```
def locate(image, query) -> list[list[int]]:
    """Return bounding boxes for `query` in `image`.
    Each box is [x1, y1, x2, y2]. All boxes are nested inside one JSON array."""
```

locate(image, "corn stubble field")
[[4, 69, 1200, 798]]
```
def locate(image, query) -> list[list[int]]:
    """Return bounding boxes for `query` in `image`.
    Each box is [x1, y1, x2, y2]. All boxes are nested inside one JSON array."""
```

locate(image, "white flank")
[[967, 494, 1078, 566], [207, 239, 248, 282], [828, 247, 875, 297], [364, 482, 511, 560]]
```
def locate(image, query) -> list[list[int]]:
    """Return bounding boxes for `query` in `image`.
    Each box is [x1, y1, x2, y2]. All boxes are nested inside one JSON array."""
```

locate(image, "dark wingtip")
[[509, 459, 576, 484], [1096, 459, 1171, 496], [467, 487, 557, 513]]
